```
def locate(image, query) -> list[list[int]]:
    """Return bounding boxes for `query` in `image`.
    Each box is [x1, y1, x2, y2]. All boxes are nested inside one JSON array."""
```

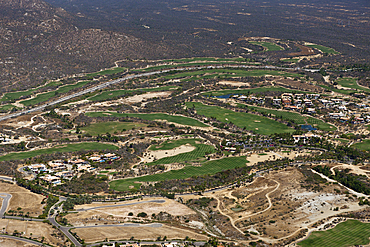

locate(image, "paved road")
[[74, 223, 162, 229], [0, 65, 317, 122], [0, 176, 14, 183], [0, 193, 12, 217], [74, 199, 166, 212], [0, 234, 49, 246]]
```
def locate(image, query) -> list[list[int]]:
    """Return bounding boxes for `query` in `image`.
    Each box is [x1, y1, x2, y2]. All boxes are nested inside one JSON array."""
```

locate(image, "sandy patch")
[[72, 224, 208, 243], [142, 144, 196, 163], [0, 219, 66, 246], [121, 91, 172, 104], [0, 237, 37, 247], [73, 198, 194, 217], [0, 182, 45, 216], [218, 81, 250, 87]]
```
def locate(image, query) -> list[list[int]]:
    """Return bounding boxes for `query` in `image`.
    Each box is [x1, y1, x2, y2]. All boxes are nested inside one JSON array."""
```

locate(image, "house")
[[293, 133, 322, 144], [273, 98, 281, 106], [306, 108, 316, 114], [28, 164, 46, 172], [307, 94, 320, 99], [328, 112, 345, 119]]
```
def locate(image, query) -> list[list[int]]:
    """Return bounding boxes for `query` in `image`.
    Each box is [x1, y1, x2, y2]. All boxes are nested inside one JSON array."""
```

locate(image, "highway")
[[0, 64, 317, 122]]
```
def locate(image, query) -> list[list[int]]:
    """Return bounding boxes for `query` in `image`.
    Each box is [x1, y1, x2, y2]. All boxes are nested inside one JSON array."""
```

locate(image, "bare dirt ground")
[[72, 224, 208, 243], [0, 182, 45, 217], [67, 198, 196, 227], [181, 167, 364, 244], [218, 81, 250, 87], [142, 144, 196, 163], [0, 237, 37, 247], [0, 219, 68, 246], [121, 91, 171, 104], [245, 150, 313, 166]]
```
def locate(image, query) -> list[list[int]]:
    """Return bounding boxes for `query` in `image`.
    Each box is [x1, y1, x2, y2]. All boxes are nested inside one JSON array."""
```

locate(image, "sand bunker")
[[143, 144, 196, 163], [218, 81, 250, 87]]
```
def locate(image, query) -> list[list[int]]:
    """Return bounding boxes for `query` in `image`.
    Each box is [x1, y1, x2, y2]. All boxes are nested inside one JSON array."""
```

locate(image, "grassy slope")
[[249, 41, 284, 51], [86, 67, 126, 77], [86, 112, 208, 127], [20, 81, 90, 106], [149, 139, 201, 151], [88, 86, 178, 101], [353, 139, 370, 151], [337, 78, 370, 93], [161, 69, 302, 81], [81, 122, 147, 136], [186, 102, 294, 135], [0, 143, 118, 161], [109, 156, 249, 191], [305, 44, 340, 54], [203, 87, 309, 97], [245, 105, 336, 131], [298, 220, 370, 247]]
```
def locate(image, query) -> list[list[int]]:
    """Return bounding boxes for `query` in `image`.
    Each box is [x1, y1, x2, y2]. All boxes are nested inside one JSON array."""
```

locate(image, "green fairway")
[[186, 102, 294, 135], [160, 68, 302, 81], [149, 139, 200, 151], [203, 87, 309, 97], [245, 105, 336, 131], [88, 86, 178, 101], [336, 78, 370, 93], [109, 156, 249, 191], [0, 143, 118, 161], [134, 61, 259, 72], [20, 81, 91, 106], [0, 104, 16, 111], [305, 44, 340, 54], [298, 220, 370, 247], [249, 41, 284, 51], [281, 58, 299, 63], [160, 57, 248, 63], [1, 81, 62, 102], [319, 84, 356, 95], [81, 121, 147, 136], [86, 67, 127, 77], [146, 142, 215, 166], [353, 139, 370, 151], [86, 112, 208, 127]]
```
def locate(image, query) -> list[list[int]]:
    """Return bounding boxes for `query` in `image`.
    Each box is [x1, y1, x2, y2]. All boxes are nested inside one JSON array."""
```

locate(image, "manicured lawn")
[[0, 143, 118, 161], [186, 102, 294, 135], [160, 57, 248, 63], [281, 58, 299, 63], [249, 41, 284, 51], [20, 81, 91, 106], [203, 87, 309, 97], [319, 84, 356, 95], [1, 81, 62, 102], [160, 69, 302, 81], [0, 104, 16, 111], [305, 44, 340, 54], [298, 220, 370, 247], [109, 156, 249, 191], [88, 85, 178, 101], [245, 105, 336, 131], [146, 143, 215, 166], [81, 121, 147, 136], [353, 139, 370, 151], [86, 67, 127, 77], [336, 77, 370, 93], [149, 139, 200, 151], [86, 112, 208, 127]]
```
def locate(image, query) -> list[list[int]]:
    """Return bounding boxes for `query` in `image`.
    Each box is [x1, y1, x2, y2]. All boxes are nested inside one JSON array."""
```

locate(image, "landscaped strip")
[[298, 220, 370, 247], [185, 102, 295, 135], [86, 112, 208, 127], [109, 156, 249, 191], [0, 143, 118, 161]]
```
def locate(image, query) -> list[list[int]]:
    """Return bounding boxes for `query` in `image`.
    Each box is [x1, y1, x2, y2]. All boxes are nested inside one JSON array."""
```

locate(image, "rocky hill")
[[0, 0, 170, 91]]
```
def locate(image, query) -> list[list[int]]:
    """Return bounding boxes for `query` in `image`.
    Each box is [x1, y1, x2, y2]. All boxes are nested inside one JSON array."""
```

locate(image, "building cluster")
[[101, 242, 184, 247], [225, 91, 370, 124], [221, 138, 275, 152], [26, 153, 120, 185]]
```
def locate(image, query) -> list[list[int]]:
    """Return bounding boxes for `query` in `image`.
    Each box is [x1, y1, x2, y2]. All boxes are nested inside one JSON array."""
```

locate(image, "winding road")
[[0, 64, 317, 123]]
